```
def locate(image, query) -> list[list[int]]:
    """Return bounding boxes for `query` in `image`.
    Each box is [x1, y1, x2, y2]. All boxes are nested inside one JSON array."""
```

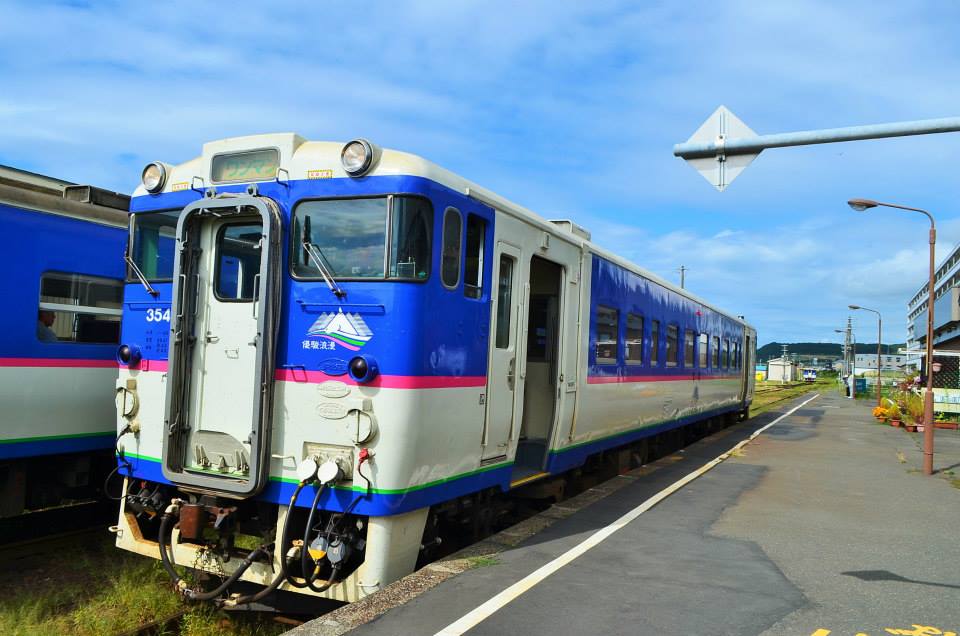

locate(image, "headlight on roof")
[[341, 139, 379, 177], [141, 162, 167, 193]]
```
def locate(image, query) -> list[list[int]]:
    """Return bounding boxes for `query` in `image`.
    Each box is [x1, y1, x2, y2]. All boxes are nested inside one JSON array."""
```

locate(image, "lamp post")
[[848, 198, 936, 475], [849, 305, 883, 407]]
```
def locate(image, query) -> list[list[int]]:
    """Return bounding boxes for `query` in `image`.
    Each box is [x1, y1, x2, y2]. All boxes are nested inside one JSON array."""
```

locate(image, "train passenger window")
[[130, 209, 178, 281], [684, 330, 695, 368], [38, 272, 122, 344], [650, 320, 660, 366], [495, 255, 514, 349], [699, 333, 708, 368], [463, 214, 486, 298], [293, 198, 388, 279], [666, 325, 678, 367], [723, 338, 730, 369], [214, 223, 262, 301], [712, 336, 720, 368], [389, 197, 433, 280], [441, 208, 462, 289], [595, 306, 619, 365], [625, 313, 644, 363]]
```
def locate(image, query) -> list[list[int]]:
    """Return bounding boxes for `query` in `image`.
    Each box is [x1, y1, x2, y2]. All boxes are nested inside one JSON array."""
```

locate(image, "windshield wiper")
[[302, 241, 346, 298], [124, 251, 159, 297]]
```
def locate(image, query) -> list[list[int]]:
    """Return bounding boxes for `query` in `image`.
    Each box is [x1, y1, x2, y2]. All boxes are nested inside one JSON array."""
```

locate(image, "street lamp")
[[849, 305, 883, 407], [848, 198, 936, 475]]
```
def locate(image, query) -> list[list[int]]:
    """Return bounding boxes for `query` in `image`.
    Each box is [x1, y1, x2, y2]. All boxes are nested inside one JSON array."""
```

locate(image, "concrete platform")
[[290, 392, 960, 636]]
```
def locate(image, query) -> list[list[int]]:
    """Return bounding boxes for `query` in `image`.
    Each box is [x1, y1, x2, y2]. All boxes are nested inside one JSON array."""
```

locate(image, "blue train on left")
[[0, 165, 128, 517]]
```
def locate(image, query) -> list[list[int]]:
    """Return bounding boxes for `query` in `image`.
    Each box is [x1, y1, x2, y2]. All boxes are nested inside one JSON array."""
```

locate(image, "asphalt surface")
[[332, 391, 960, 636]]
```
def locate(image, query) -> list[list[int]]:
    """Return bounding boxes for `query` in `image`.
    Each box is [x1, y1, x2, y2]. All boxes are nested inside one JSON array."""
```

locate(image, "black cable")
[[103, 424, 133, 501], [301, 483, 327, 586]]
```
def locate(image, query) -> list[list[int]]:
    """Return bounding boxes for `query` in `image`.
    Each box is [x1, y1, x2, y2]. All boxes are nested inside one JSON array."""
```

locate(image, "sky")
[[3, 0, 960, 347]]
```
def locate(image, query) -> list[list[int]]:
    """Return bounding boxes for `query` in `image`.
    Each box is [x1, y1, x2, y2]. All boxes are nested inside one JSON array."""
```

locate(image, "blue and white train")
[[111, 135, 756, 605], [0, 165, 128, 517]]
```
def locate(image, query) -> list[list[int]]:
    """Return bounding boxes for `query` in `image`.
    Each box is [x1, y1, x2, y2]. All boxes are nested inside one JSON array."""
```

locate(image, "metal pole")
[[925, 221, 937, 475], [851, 306, 883, 407], [674, 115, 960, 159]]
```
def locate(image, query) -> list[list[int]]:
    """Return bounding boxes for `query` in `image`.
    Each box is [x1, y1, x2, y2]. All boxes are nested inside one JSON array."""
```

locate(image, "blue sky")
[[3, 0, 960, 347]]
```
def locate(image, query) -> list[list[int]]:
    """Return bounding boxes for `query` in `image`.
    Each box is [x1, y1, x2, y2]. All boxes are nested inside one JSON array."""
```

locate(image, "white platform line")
[[433, 393, 821, 636]]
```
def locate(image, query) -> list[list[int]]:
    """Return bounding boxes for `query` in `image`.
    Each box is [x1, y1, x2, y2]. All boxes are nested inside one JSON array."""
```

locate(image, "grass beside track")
[[0, 533, 285, 636], [751, 377, 833, 416]]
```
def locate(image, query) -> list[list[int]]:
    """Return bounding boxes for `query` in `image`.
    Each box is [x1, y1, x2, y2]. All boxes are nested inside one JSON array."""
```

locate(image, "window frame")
[[650, 319, 660, 366], [463, 213, 487, 299], [127, 208, 180, 283], [213, 221, 263, 303], [684, 329, 695, 369], [440, 206, 463, 290], [665, 323, 679, 367], [494, 254, 515, 349], [595, 305, 620, 366], [289, 195, 434, 283], [699, 333, 708, 368], [712, 335, 720, 368], [625, 312, 644, 364], [38, 270, 123, 345]]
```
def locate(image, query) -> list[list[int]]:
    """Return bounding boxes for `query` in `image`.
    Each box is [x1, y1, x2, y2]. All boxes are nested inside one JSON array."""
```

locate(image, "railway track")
[[0, 498, 113, 545]]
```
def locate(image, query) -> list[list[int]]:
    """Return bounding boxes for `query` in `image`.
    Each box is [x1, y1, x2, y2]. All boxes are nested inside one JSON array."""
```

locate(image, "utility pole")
[[678, 265, 687, 289], [781, 344, 789, 384]]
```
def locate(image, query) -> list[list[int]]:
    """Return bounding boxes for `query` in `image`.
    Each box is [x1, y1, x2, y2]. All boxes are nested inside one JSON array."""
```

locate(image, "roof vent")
[[549, 219, 591, 241]]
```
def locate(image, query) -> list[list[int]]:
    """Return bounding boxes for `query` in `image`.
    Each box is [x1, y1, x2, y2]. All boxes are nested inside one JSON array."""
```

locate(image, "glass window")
[[131, 210, 178, 281], [464, 214, 486, 298], [389, 197, 432, 280], [495, 255, 514, 349], [723, 338, 730, 369], [441, 207, 462, 288], [625, 313, 644, 363], [38, 272, 122, 344], [650, 320, 660, 366], [595, 306, 618, 365], [666, 324, 678, 367], [699, 333, 708, 368], [712, 336, 720, 368], [215, 222, 262, 301], [684, 330, 695, 368], [293, 198, 388, 278]]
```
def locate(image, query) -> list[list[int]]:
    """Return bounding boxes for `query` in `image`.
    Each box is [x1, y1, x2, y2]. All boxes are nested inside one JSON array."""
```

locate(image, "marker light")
[[117, 344, 142, 367], [348, 355, 379, 383], [141, 162, 167, 193], [341, 139, 376, 176]]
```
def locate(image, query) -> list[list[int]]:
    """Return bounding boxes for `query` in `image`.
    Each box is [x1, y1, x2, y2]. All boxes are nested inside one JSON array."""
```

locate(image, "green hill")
[[757, 341, 904, 361]]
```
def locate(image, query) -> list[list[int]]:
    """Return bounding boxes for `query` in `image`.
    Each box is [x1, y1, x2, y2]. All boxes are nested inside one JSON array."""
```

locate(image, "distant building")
[[852, 353, 917, 374], [766, 357, 799, 382], [906, 242, 960, 351]]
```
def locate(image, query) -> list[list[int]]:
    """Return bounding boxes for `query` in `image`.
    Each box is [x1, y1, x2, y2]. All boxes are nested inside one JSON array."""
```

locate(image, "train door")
[[162, 195, 282, 497], [738, 329, 750, 404], [482, 242, 524, 462]]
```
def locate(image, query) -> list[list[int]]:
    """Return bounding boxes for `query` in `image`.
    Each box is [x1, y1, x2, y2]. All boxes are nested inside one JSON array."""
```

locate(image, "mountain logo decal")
[[307, 309, 373, 351]]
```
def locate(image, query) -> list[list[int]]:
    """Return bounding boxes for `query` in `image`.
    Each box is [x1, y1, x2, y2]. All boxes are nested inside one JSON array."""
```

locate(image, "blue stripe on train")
[[121, 404, 741, 516], [0, 433, 116, 460]]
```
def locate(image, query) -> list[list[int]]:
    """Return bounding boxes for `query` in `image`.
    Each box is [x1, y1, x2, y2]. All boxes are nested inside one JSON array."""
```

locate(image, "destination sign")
[[211, 148, 280, 183]]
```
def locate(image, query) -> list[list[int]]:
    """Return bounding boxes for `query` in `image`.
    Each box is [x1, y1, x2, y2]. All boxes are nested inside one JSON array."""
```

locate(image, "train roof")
[[134, 133, 753, 328], [1, 164, 129, 227]]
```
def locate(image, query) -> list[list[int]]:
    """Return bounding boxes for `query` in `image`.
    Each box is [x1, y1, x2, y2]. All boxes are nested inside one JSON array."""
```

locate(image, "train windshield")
[[130, 210, 178, 281], [292, 196, 432, 281]]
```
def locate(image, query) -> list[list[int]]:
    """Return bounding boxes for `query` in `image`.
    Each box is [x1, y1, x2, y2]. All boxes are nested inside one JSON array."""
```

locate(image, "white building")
[[906, 242, 960, 351], [852, 353, 918, 374], [766, 357, 799, 382]]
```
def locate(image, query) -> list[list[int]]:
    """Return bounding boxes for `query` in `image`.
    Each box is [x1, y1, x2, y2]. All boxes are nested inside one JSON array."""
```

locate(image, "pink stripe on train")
[[274, 368, 486, 389], [0, 357, 117, 369]]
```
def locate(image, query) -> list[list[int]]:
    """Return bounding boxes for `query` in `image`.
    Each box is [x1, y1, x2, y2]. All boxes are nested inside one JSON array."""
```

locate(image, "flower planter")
[[890, 419, 902, 427], [934, 421, 959, 430], [905, 424, 917, 432]]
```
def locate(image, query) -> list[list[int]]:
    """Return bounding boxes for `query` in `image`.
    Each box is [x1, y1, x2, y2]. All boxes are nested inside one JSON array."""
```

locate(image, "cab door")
[[482, 242, 524, 462], [163, 195, 282, 497]]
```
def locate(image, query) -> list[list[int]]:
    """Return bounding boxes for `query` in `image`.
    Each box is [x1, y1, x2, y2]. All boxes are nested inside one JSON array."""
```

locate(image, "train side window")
[[389, 196, 433, 280], [723, 338, 730, 369], [441, 207, 462, 289], [625, 313, 644, 363], [214, 222, 262, 302], [463, 214, 486, 299], [684, 330, 695, 368], [666, 324, 678, 367], [712, 336, 720, 368], [595, 305, 619, 365], [699, 333, 708, 368], [38, 272, 122, 344], [650, 320, 660, 366], [495, 255, 515, 349]]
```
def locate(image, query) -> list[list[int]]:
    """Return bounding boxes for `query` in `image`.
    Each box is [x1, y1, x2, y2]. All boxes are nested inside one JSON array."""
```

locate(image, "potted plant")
[[904, 392, 924, 432], [872, 406, 888, 421], [934, 412, 959, 430], [887, 403, 903, 427]]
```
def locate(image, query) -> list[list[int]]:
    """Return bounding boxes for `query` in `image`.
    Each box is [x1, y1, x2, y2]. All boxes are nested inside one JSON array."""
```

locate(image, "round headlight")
[[117, 343, 142, 367], [141, 162, 167, 193], [341, 139, 374, 176], [348, 355, 379, 383]]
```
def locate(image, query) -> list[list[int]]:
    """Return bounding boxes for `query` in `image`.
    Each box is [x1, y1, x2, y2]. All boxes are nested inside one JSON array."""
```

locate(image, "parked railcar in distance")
[[0, 165, 129, 518], [111, 135, 756, 607]]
